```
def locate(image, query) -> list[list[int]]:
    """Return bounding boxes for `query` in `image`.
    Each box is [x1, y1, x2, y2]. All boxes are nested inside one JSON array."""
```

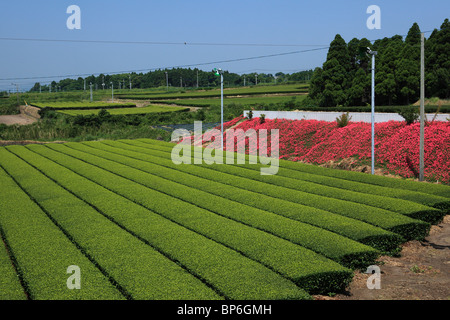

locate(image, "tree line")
[[29, 68, 314, 93], [307, 19, 449, 107]]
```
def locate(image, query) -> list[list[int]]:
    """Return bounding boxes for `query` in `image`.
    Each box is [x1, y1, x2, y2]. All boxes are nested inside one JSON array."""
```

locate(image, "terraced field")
[[117, 84, 309, 101], [151, 95, 307, 108], [31, 101, 137, 110], [0, 139, 448, 300], [57, 105, 189, 116]]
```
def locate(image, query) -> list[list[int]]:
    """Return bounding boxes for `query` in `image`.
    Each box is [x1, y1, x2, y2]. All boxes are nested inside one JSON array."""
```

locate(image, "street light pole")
[[213, 68, 224, 150], [419, 33, 425, 181], [367, 48, 378, 175]]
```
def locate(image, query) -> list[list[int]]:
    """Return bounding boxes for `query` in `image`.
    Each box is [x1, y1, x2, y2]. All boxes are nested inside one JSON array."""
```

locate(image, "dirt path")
[[315, 215, 450, 300], [0, 114, 37, 126]]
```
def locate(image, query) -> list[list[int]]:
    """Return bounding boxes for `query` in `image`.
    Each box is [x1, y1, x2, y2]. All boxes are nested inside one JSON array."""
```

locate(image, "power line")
[[0, 30, 436, 83], [0, 47, 330, 82], [0, 30, 433, 47], [0, 37, 330, 47]]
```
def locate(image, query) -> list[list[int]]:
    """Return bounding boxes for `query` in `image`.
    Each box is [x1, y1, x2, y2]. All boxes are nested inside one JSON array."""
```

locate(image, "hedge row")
[[0, 225, 27, 300], [277, 159, 450, 210], [15, 146, 314, 300], [135, 139, 446, 224], [1, 147, 222, 300], [236, 163, 450, 222], [0, 161, 124, 300], [216, 163, 444, 225], [110, 139, 431, 241], [34, 143, 353, 295], [83, 139, 404, 257], [58, 140, 384, 267], [134, 137, 450, 198]]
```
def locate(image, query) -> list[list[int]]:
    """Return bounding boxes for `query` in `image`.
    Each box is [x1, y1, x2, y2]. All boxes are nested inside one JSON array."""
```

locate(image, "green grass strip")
[[113, 139, 431, 241], [0, 230, 27, 300], [0, 165, 124, 300], [58, 140, 383, 268], [1, 147, 222, 300], [38, 143, 353, 295], [20, 146, 311, 300], [79, 140, 402, 257]]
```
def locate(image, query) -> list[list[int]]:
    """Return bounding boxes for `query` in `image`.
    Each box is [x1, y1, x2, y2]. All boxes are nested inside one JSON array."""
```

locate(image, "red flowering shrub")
[[229, 117, 450, 184], [181, 115, 450, 184]]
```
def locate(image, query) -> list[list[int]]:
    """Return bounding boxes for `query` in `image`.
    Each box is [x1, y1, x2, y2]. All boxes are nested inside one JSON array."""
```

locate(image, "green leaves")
[[309, 20, 449, 107]]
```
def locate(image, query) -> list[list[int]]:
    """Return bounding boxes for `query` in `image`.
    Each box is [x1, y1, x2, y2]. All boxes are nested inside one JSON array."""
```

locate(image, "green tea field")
[[0, 139, 449, 300]]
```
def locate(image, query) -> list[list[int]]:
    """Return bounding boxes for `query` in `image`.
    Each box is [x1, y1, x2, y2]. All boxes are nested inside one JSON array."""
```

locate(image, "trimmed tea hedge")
[[133, 139, 447, 224], [30, 143, 354, 295], [79, 140, 404, 257], [3, 136, 446, 300], [108, 139, 432, 241], [51, 141, 384, 268], [0, 164, 124, 300], [1, 147, 223, 300], [0, 228, 27, 300], [15, 145, 314, 300]]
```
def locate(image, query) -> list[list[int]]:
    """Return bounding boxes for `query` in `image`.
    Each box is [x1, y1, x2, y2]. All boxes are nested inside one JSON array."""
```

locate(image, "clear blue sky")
[[0, 0, 448, 90]]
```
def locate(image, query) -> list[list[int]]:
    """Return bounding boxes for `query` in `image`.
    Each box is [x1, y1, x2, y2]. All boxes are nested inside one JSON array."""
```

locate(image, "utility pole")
[[180, 77, 182, 88], [419, 32, 425, 181], [111, 82, 114, 102], [197, 70, 199, 88], [84, 79, 86, 91], [244, 75, 246, 86], [255, 74, 258, 85], [165, 72, 169, 92], [129, 75, 132, 90], [90, 82, 93, 102], [11, 83, 19, 105]]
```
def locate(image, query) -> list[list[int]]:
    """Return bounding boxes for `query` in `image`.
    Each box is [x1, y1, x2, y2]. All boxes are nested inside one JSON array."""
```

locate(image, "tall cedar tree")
[[309, 20, 449, 107]]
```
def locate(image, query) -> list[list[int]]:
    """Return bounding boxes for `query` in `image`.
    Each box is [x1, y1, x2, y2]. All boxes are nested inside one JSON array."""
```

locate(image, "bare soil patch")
[[0, 114, 38, 126], [315, 215, 450, 300]]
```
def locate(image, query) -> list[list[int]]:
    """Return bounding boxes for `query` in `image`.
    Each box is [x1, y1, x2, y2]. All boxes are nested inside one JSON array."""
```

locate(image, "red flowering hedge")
[[225, 117, 450, 184]]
